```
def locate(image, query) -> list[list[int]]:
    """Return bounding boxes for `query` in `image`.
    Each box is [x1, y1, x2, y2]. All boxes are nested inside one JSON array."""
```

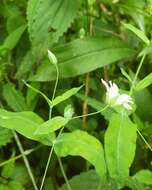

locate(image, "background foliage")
[[0, 0, 152, 189]]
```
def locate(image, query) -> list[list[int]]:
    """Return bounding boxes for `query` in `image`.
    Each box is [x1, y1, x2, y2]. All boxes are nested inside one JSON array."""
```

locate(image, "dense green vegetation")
[[0, 0, 152, 189]]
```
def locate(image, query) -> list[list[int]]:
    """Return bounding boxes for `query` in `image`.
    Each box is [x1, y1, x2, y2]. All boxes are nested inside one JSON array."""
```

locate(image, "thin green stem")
[[40, 62, 60, 190], [0, 146, 41, 167], [136, 128, 152, 152], [129, 54, 146, 96], [12, 131, 38, 190], [57, 157, 72, 190], [39, 144, 54, 190], [128, 54, 152, 151], [49, 64, 59, 118], [72, 105, 109, 120], [39, 127, 65, 190]]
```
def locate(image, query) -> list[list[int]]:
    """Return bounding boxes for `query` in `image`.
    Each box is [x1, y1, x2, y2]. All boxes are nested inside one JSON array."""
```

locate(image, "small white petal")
[[101, 79, 110, 92], [123, 103, 132, 110], [116, 94, 133, 104], [101, 79, 120, 105], [101, 78, 134, 110], [116, 94, 133, 110]]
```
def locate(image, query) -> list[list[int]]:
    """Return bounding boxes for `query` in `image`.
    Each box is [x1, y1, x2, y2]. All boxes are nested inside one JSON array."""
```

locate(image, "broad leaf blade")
[[105, 113, 137, 185], [29, 37, 136, 81], [60, 170, 119, 190], [54, 130, 107, 177], [0, 109, 55, 145]]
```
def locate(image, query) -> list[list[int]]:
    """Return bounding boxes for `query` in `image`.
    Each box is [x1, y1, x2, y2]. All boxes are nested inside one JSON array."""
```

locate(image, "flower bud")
[[47, 50, 57, 65]]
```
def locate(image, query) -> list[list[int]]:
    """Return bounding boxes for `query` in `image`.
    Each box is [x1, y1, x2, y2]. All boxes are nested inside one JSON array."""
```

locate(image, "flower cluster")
[[101, 79, 133, 110]]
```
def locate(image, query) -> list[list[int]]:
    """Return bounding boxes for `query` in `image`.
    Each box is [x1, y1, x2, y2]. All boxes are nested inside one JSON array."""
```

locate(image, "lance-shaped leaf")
[[105, 113, 137, 185], [0, 109, 55, 145], [3, 83, 28, 111], [135, 73, 152, 91], [0, 24, 27, 51], [52, 86, 82, 106], [35, 116, 67, 135], [54, 130, 107, 177], [30, 36, 136, 81], [123, 23, 150, 45]]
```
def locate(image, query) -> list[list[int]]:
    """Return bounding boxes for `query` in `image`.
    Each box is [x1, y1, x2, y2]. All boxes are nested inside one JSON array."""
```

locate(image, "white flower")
[[101, 79, 133, 110], [116, 94, 133, 110], [101, 79, 119, 104]]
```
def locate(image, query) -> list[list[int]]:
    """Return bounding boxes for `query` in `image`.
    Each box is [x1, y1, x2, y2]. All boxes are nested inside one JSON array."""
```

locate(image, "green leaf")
[[60, 170, 118, 190], [27, 0, 78, 57], [15, 51, 35, 79], [0, 24, 27, 51], [0, 127, 13, 147], [135, 73, 152, 91], [29, 37, 136, 81], [3, 83, 28, 111], [105, 113, 137, 185], [135, 88, 152, 122], [12, 164, 29, 186], [133, 170, 152, 186], [123, 23, 150, 45], [0, 181, 24, 190], [126, 178, 144, 190], [0, 109, 55, 145], [35, 116, 67, 135], [52, 86, 82, 106], [60, 170, 120, 190], [1, 152, 15, 178], [54, 130, 107, 177], [8, 181, 24, 190], [126, 170, 152, 190]]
